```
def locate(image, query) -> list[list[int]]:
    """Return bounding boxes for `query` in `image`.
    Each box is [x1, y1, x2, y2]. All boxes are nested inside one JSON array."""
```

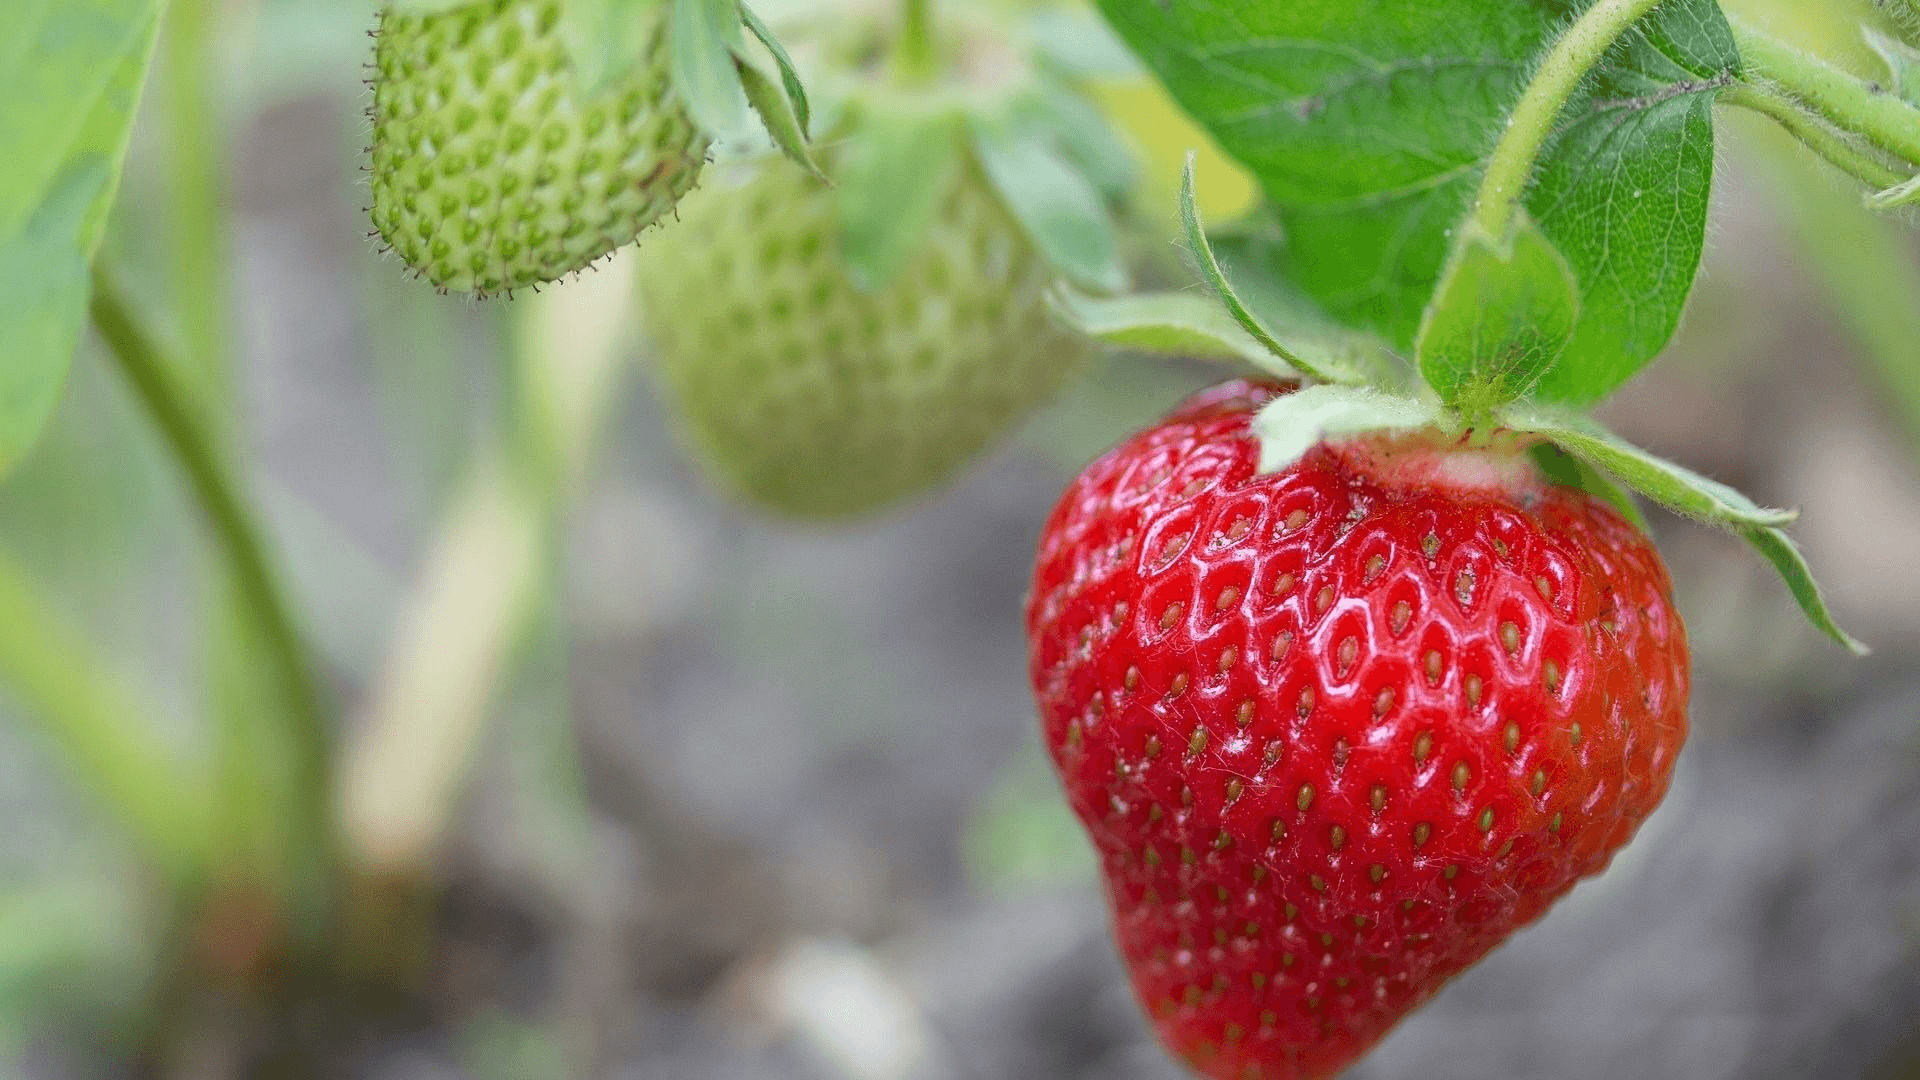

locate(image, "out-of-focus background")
[[4, 0, 1920, 1078]]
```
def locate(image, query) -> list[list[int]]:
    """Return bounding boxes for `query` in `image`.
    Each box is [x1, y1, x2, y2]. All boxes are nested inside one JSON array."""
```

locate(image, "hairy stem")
[[1471, 0, 1670, 236], [88, 270, 331, 860], [1722, 83, 1913, 190], [1730, 16, 1920, 168]]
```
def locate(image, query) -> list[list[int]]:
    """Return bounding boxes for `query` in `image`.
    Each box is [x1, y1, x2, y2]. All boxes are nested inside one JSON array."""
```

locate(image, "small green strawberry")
[[636, 4, 1133, 517], [639, 155, 1091, 517], [370, 0, 817, 297]]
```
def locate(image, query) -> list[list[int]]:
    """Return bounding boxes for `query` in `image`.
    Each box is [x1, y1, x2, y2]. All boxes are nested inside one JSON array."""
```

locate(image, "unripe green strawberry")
[[370, 0, 706, 296], [637, 154, 1093, 518]]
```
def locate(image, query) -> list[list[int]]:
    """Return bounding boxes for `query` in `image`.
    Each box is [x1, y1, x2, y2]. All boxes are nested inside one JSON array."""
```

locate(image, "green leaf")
[[1530, 442, 1650, 533], [1416, 213, 1579, 419], [739, 2, 809, 134], [1504, 406, 1795, 527], [1027, 81, 1137, 201], [735, 52, 824, 180], [1046, 287, 1290, 373], [1250, 384, 1442, 474], [0, 0, 164, 476], [1866, 26, 1920, 107], [1208, 221, 1404, 389], [971, 117, 1126, 293], [835, 106, 960, 290], [561, 0, 667, 96], [670, 0, 752, 140], [1510, 406, 1861, 651], [1177, 158, 1366, 385], [1023, 8, 1141, 80], [1739, 525, 1869, 655], [1097, 0, 1738, 405]]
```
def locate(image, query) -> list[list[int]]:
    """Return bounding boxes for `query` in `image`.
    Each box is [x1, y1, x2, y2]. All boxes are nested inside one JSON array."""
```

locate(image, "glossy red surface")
[[1025, 381, 1690, 1080]]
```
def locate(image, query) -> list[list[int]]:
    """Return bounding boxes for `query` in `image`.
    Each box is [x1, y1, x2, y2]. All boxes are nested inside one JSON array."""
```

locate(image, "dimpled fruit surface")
[[637, 155, 1091, 518], [370, 0, 706, 295], [1025, 380, 1690, 1079]]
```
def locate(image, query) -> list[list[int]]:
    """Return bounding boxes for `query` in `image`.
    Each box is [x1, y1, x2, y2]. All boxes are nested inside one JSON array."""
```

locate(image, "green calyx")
[[369, 0, 817, 296], [1055, 142, 1866, 653], [819, 0, 1132, 296]]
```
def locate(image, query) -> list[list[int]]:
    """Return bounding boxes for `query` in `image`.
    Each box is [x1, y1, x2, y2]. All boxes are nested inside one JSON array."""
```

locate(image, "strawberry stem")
[[1470, 0, 1670, 239], [89, 266, 335, 879], [1721, 82, 1912, 191], [1728, 16, 1920, 172]]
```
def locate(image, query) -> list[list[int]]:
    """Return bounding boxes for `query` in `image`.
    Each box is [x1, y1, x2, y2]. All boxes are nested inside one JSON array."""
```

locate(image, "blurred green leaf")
[[963, 744, 1094, 894], [0, 0, 164, 476], [740, 3, 810, 134], [1740, 525, 1869, 655], [562, 0, 669, 96], [671, 0, 752, 140], [736, 52, 824, 179], [384, 0, 476, 12], [836, 106, 960, 289], [972, 116, 1126, 293], [1027, 80, 1138, 200], [1866, 26, 1920, 106]]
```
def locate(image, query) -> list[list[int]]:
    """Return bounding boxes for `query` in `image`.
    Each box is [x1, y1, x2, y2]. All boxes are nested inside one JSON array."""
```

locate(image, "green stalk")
[[160, 0, 230, 387], [88, 270, 331, 863], [1722, 83, 1913, 190], [1471, 0, 1671, 236], [0, 548, 212, 876], [896, 0, 937, 84], [1730, 15, 1920, 168]]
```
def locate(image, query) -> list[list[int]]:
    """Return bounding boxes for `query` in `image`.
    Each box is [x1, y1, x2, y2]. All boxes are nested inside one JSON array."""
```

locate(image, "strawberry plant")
[[0, 0, 1917, 1076]]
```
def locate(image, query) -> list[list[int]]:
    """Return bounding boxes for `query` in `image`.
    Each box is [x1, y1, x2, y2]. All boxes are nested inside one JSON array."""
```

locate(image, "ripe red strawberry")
[[1025, 379, 1689, 1080]]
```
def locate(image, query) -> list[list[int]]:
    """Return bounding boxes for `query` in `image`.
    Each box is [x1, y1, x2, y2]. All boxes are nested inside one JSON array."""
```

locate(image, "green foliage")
[[740, 3, 811, 133], [1176, 160, 1368, 385], [1096, 0, 1738, 406], [970, 114, 1126, 293], [1740, 525, 1870, 656], [1530, 443, 1650, 533], [0, 0, 164, 477], [670, 0, 752, 139], [563, 0, 669, 95], [835, 106, 962, 289], [1048, 288, 1277, 368], [736, 51, 820, 180], [1506, 406, 1866, 653], [1505, 406, 1794, 527], [1417, 214, 1580, 420]]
